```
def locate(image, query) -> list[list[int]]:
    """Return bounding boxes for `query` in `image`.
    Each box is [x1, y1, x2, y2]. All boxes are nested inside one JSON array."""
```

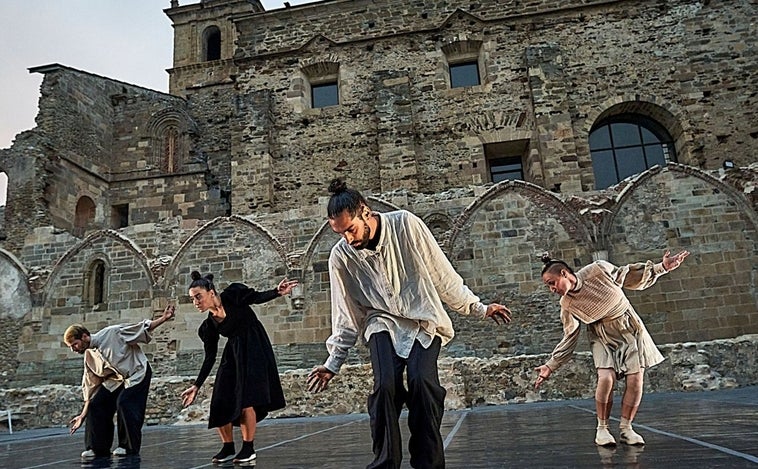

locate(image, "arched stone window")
[[590, 114, 676, 189], [74, 196, 96, 237], [203, 26, 221, 61], [162, 125, 180, 173], [84, 258, 109, 308], [146, 108, 197, 175]]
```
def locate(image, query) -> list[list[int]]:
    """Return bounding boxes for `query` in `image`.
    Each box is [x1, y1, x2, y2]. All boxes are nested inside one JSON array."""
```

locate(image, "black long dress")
[[193, 283, 286, 428]]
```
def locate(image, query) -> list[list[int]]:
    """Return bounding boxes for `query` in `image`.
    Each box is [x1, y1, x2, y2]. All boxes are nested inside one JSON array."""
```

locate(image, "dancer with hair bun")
[[534, 250, 689, 447], [180, 271, 298, 464], [307, 178, 512, 469]]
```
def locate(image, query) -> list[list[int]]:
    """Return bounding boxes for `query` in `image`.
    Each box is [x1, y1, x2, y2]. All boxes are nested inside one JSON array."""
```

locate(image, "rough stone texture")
[[0, 335, 753, 432], [0, 0, 756, 393]]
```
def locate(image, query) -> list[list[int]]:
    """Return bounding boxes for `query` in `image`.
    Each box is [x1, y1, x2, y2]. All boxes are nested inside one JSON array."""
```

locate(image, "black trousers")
[[367, 332, 446, 469], [85, 365, 151, 456]]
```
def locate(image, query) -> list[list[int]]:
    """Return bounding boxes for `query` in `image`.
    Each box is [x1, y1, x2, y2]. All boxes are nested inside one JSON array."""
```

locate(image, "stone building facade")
[[0, 0, 756, 395]]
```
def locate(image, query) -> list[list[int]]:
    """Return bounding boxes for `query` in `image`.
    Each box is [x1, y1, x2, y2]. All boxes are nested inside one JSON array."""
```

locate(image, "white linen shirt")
[[324, 210, 486, 374], [83, 320, 153, 401]]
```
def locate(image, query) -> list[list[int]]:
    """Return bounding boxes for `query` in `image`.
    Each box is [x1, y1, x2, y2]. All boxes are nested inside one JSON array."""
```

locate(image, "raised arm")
[[148, 304, 175, 332], [607, 249, 690, 291]]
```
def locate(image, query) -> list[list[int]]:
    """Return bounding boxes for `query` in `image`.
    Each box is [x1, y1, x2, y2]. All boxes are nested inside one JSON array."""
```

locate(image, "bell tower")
[[164, 0, 264, 96]]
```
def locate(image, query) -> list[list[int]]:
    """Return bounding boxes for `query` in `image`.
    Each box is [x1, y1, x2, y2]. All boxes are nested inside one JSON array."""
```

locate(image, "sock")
[[597, 418, 609, 428], [620, 417, 632, 428]]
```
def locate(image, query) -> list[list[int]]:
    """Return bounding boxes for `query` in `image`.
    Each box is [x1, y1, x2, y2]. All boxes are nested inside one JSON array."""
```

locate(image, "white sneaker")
[[112, 447, 128, 456], [595, 425, 617, 446], [81, 449, 96, 459], [620, 425, 645, 445]]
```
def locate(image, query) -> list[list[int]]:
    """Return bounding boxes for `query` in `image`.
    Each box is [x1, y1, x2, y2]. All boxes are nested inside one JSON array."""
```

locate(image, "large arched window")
[[589, 114, 676, 189]]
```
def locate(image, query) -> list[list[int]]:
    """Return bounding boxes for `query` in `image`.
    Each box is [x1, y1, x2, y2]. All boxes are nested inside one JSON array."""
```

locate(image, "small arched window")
[[162, 125, 179, 173], [84, 259, 108, 308], [203, 26, 221, 61], [74, 196, 96, 237], [589, 114, 676, 189]]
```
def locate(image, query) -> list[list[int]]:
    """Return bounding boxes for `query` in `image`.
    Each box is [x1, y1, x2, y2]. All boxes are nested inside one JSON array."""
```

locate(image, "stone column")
[[232, 89, 274, 214], [372, 70, 419, 193], [526, 44, 582, 193]]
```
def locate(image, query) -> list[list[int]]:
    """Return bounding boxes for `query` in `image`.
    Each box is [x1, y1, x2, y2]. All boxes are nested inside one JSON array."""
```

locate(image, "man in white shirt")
[[64, 304, 174, 459], [308, 179, 511, 469]]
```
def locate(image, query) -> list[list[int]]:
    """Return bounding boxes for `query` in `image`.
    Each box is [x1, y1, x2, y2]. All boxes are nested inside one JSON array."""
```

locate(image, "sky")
[[0, 0, 316, 206]]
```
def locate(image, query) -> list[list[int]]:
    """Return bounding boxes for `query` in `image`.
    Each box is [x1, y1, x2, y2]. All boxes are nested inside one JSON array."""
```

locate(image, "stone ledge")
[[0, 335, 754, 431]]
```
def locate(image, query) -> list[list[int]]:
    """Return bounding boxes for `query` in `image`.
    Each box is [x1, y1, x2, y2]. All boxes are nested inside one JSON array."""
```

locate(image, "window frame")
[[589, 114, 676, 189], [484, 139, 529, 183], [310, 80, 339, 109], [449, 60, 481, 88]]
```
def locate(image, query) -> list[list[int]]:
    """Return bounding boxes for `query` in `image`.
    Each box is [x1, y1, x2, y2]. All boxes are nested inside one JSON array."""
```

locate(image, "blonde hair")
[[63, 324, 89, 344]]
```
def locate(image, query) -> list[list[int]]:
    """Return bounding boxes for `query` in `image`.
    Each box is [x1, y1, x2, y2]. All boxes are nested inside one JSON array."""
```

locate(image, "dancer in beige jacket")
[[535, 250, 689, 446]]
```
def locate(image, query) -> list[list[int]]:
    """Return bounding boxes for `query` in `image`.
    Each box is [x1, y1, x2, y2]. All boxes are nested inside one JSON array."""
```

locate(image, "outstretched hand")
[[180, 385, 198, 407], [534, 365, 552, 389], [277, 278, 299, 296], [161, 304, 176, 322], [662, 250, 690, 272], [69, 414, 84, 435], [306, 366, 335, 393], [485, 303, 512, 325]]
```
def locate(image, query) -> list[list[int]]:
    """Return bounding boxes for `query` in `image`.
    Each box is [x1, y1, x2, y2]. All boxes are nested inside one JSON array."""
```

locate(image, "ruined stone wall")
[[0, 0, 756, 399], [0, 135, 53, 253], [219, 0, 757, 209], [5, 164, 756, 387], [0, 66, 231, 249]]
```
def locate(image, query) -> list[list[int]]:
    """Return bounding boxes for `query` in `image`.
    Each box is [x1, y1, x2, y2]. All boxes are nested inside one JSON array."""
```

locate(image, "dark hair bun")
[[328, 178, 347, 194], [541, 252, 552, 264], [190, 271, 202, 281]]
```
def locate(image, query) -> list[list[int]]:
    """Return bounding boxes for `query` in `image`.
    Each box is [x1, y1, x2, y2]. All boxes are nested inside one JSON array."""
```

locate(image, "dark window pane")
[[490, 156, 523, 182], [640, 126, 661, 144], [205, 28, 221, 61], [615, 147, 646, 180], [644, 144, 666, 166], [312, 82, 338, 108], [591, 150, 617, 189], [589, 125, 611, 150], [610, 123, 642, 147], [450, 62, 480, 88], [590, 114, 677, 188]]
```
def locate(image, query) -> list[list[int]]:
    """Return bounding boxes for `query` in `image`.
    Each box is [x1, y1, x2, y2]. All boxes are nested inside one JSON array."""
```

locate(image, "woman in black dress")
[[180, 271, 298, 464]]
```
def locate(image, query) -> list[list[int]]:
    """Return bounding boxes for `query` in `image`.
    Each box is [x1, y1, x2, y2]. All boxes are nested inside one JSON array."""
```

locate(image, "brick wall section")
[[0, 134, 53, 253], [210, 0, 757, 207], [2, 164, 755, 386], [526, 44, 582, 193]]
